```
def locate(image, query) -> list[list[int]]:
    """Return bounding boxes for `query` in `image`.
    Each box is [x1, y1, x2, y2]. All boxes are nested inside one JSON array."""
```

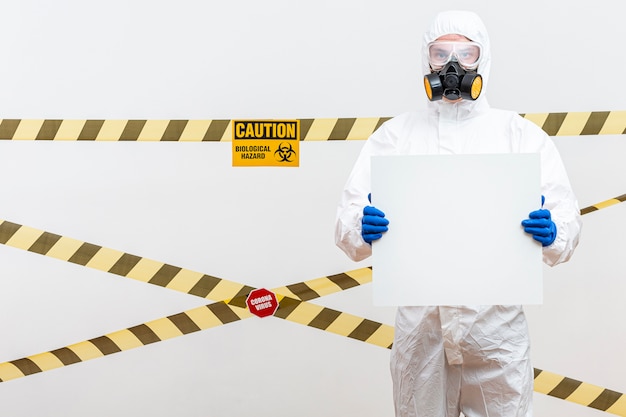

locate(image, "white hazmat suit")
[[334, 10, 582, 417]]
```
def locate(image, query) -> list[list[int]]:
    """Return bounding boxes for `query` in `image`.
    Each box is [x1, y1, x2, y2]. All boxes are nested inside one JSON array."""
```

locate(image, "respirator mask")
[[423, 40, 483, 101]]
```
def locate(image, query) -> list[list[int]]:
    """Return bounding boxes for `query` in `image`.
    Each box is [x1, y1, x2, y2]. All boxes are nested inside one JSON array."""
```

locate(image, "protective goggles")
[[427, 41, 481, 70]]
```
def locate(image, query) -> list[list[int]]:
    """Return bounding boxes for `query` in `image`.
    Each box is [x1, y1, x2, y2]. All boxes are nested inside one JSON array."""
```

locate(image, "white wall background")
[[0, 1, 624, 416]]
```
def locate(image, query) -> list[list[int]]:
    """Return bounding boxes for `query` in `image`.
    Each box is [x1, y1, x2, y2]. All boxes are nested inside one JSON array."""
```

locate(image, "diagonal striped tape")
[[534, 368, 626, 416], [520, 111, 626, 137], [0, 185, 621, 341], [221, 269, 389, 352], [0, 188, 621, 323], [1, 195, 624, 414], [0, 219, 373, 307], [580, 194, 626, 215], [0, 218, 255, 304], [0, 119, 233, 142], [0, 217, 382, 359], [0, 283, 391, 383], [0, 219, 389, 375], [271, 293, 393, 349], [0, 219, 386, 361], [271, 267, 372, 301], [2, 299, 623, 417], [0, 301, 251, 382], [0, 111, 624, 141], [1, 184, 619, 306]]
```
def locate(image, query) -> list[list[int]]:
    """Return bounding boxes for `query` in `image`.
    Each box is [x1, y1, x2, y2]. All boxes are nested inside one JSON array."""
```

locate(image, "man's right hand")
[[362, 205, 389, 244]]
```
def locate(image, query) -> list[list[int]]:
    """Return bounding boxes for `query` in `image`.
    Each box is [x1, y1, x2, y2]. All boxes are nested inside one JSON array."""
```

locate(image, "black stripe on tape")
[[542, 113, 567, 136], [374, 117, 391, 131], [581, 206, 599, 215], [207, 302, 242, 324], [0, 221, 21, 244], [329, 118, 356, 140], [120, 120, 147, 141], [299, 119, 314, 139], [10, 358, 42, 376], [548, 377, 583, 399], [203, 120, 229, 141], [78, 120, 105, 140], [108, 253, 142, 276], [67, 242, 101, 266], [0, 120, 20, 139], [162, 120, 188, 141], [128, 324, 161, 345], [168, 312, 202, 334], [228, 286, 256, 308], [188, 275, 222, 298], [347, 319, 382, 342], [581, 112, 610, 135], [272, 296, 300, 319], [51, 347, 82, 366], [89, 336, 121, 355], [327, 272, 360, 290], [285, 282, 319, 301], [28, 232, 62, 255], [588, 389, 622, 411], [149, 264, 182, 287], [308, 308, 342, 330], [36, 120, 62, 140]]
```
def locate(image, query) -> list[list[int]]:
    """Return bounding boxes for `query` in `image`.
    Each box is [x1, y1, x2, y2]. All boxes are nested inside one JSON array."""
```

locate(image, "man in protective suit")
[[334, 10, 582, 417]]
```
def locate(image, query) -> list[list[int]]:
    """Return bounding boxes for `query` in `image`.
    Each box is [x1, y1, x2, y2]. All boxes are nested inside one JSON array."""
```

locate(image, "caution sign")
[[232, 120, 300, 167]]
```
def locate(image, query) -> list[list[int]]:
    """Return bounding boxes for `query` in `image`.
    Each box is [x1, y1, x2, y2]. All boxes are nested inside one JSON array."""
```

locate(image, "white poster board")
[[371, 153, 542, 306]]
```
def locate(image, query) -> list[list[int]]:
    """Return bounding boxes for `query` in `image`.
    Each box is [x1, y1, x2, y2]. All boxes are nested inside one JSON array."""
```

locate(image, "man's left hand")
[[522, 204, 557, 247]]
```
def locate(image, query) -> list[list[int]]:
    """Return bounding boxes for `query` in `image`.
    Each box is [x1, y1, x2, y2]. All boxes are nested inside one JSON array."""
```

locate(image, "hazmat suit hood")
[[422, 10, 491, 117]]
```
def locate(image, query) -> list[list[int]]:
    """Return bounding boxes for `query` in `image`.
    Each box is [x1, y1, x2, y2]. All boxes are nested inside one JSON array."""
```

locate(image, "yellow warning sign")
[[232, 120, 300, 167]]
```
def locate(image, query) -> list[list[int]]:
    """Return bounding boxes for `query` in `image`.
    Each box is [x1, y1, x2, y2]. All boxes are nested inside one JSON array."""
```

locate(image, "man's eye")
[[431, 50, 450, 60]]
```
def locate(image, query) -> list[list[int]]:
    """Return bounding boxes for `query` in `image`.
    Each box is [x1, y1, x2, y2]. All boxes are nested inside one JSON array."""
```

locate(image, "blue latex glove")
[[521, 196, 557, 247], [362, 194, 389, 244]]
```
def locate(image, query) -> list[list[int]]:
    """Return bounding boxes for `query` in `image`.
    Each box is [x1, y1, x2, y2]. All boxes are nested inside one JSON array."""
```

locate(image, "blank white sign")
[[371, 153, 542, 306]]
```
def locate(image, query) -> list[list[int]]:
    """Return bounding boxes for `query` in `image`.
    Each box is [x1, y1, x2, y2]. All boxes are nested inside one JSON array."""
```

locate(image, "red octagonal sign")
[[246, 288, 279, 318]]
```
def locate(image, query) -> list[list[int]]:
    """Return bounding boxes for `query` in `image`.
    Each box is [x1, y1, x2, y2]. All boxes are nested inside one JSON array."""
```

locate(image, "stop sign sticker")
[[246, 288, 279, 318]]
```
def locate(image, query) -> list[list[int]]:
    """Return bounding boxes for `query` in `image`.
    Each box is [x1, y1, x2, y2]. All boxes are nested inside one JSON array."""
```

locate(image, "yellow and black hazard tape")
[[580, 194, 626, 215], [0, 218, 373, 307], [0, 111, 624, 141], [0, 219, 255, 303], [1, 301, 623, 417], [534, 368, 626, 416], [0, 218, 388, 354], [0, 184, 619, 302], [520, 111, 626, 137], [0, 296, 393, 383], [0, 271, 392, 383], [0, 118, 391, 141], [1, 190, 625, 414], [0, 218, 389, 364], [0, 302, 251, 382], [0, 300, 252, 382]]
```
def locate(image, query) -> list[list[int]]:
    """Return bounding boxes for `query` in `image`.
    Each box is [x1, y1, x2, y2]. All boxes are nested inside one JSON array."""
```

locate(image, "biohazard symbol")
[[274, 142, 296, 162]]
